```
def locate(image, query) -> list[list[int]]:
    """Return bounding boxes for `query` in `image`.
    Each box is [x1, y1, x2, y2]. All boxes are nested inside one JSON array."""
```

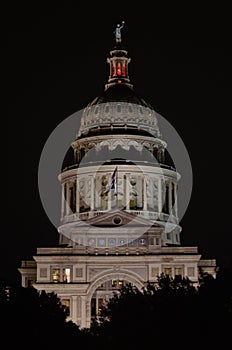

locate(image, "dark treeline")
[[1, 266, 231, 350]]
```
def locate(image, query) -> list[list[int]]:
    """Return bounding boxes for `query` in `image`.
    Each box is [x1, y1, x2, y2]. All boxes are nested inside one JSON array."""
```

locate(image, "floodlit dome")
[[77, 44, 161, 139]]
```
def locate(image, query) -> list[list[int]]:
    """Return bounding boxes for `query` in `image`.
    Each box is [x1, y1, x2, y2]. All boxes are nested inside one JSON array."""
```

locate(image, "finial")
[[114, 21, 125, 44]]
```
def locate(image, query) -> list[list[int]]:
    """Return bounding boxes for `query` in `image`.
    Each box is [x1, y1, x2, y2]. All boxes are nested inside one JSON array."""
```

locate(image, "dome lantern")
[[105, 21, 133, 90]]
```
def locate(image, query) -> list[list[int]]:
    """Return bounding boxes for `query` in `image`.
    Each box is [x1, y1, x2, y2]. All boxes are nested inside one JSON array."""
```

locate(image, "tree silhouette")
[[90, 272, 232, 350]]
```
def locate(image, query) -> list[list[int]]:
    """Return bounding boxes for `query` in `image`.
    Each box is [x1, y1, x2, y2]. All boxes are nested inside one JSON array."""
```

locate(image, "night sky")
[[5, 4, 231, 285]]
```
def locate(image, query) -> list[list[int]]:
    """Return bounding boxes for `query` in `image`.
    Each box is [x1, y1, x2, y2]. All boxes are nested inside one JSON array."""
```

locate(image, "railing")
[[62, 160, 176, 172], [61, 210, 178, 225]]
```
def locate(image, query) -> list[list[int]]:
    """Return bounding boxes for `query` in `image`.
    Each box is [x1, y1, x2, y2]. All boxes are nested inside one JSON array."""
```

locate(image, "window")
[[52, 268, 71, 283], [91, 298, 96, 316], [98, 239, 105, 246], [112, 62, 116, 77], [187, 267, 195, 277], [63, 268, 71, 283], [109, 238, 116, 246], [164, 267, 172, 276], [163, 185, 169, 214], [174, 267, 183, 277], [117, 62, 121, 76], [155, 238, 160, 245], [40, 268, 47, 278], [111, 279, 124, 288], [122, 62, 127, 76], [139, 238, 146, 245], [98, 298, 104, 315], [52, 269, 60, 283], [129, 238, 136, 246], [117, 103, 121, 112], [167, 232, 171, 240], [105, 104, 110, 113], [61, 299, 70, 309], [151, 267, 159, 277], [119, 239, 126, 245], [112, 279, 117, 287]]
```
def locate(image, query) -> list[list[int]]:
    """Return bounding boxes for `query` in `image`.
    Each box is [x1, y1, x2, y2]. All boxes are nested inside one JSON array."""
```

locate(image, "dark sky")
[[5, 4, 231, 284]]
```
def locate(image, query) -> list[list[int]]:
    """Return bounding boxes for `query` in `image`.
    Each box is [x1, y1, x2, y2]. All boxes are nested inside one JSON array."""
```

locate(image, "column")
[[126, 173, 130, 210], [72, 296, 78, 324], [168, 182, 172, 215], [66, 182, 71, 216], [107, 174, 111, 210], [61, 183, 65, 219], [76, 178, 80, 213], [158, 177, 162, 213], [80, 296, 88, 329], [143, 176, 147, 211], [174, 183, 178, 217], [91, 176, 95, 210]]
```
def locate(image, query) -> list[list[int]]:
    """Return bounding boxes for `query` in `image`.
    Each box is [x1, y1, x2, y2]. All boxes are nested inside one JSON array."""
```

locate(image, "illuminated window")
[[98, 298, 104, 315], [164, 268, 172, 276], [112, 279, 117, 287], [61, 299, 70, 309], [122, 62, 126, 76], [118, 280, 124, 287], [52, 269, 60, 283], [119, 239, 126, 245], [130, 199, 136, 209], [117, 62, 121, 76], [63, 268, 71, 283], [112, 62, 116, 77], [174, 267, 183, 277]]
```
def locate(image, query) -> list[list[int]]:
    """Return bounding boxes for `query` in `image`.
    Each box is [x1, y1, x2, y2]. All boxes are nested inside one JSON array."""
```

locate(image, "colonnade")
[[61, 173, 178, 220]]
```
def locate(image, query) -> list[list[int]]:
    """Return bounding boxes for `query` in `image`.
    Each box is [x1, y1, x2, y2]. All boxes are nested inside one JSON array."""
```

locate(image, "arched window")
[[117, 62, 121, 76], [117, 103, 121, 113]]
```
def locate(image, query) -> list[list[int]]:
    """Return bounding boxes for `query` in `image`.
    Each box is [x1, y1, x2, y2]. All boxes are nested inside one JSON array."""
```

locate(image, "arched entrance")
[[87, 271, 144, 324]]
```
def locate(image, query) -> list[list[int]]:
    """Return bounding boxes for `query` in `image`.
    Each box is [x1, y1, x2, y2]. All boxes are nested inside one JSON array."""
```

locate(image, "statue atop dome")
[[114, 21, 125, 43]]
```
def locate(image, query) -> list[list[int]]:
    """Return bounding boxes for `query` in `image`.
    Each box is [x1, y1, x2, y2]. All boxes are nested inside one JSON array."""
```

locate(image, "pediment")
[[86, 209, 161, 228]]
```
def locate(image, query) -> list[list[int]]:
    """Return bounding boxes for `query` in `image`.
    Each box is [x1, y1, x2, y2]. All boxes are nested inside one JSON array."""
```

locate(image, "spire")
[[105, 21, 133, 90]]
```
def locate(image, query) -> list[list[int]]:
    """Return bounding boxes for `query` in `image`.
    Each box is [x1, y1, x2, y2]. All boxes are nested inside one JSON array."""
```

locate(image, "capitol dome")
[[77, 43, 161, 139], [78, 84, 161, 139], [59, 30, 181, 249]]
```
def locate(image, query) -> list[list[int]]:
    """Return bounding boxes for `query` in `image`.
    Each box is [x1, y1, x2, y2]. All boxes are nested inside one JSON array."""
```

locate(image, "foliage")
[[90, 271, 232, 350], [0, 285, 81, 348], [1, 268, 231, 349]]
